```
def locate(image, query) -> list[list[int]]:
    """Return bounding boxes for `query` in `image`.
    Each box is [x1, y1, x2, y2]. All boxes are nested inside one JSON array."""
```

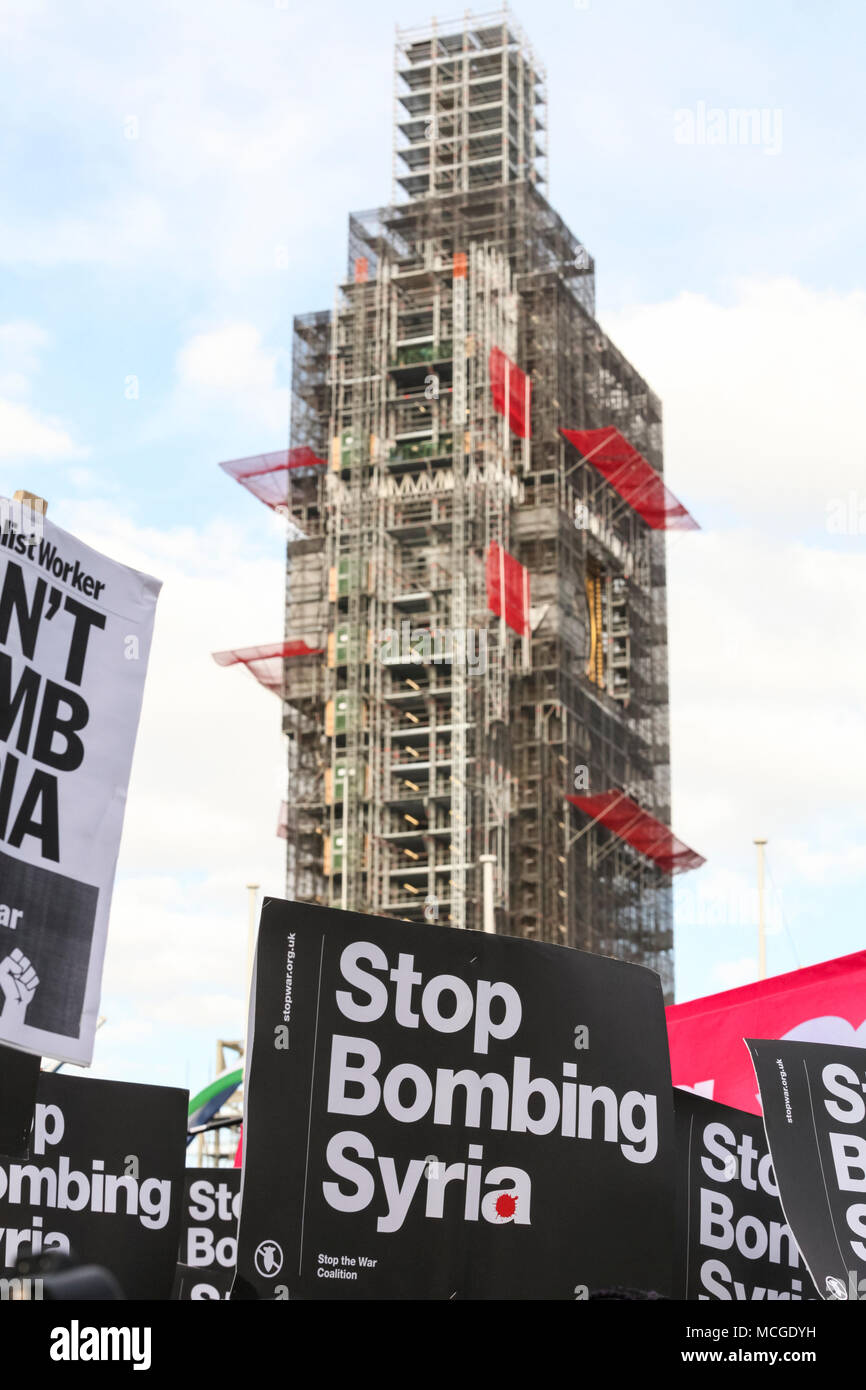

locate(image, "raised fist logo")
[[0, 949, 39, 1025]]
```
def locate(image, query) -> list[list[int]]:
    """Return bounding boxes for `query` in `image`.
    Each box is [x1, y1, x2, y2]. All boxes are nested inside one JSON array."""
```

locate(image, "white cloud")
[[667, 530, 866, 870], [0, 399, 86, 461], [0, 320, 87, 461], [0, 197, 167, 269], [66, 466, 98, 488], [0, 3, 387, 280], [605, 279, 866, 528], [100, 875, 253, 1017], [178, 323, 281, 394], [600, 281, 866, 869], [175, 323, 289, 433], [48, 499, 288, 1050], [602, 278, 866, 998], [0, 321, 50, 379]]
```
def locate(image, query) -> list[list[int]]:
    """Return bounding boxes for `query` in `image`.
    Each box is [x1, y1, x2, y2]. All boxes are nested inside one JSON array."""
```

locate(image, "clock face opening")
[[582, 557, 631, 706]]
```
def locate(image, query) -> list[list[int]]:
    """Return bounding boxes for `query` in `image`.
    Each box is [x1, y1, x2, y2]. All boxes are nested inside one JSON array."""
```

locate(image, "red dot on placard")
[[495, 1193, 517, 1219]]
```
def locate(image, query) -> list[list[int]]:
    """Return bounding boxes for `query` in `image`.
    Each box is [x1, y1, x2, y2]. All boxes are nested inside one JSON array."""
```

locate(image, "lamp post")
[[479, 853, 497, 934]]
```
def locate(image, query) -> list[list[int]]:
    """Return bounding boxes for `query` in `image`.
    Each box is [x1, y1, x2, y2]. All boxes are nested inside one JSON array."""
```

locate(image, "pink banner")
[[667, 950, 866, 1114]]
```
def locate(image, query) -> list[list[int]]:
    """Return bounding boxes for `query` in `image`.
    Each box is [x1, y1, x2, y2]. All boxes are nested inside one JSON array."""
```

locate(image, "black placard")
[[674, 1088, 816, 1300], [234, 899, 675, 1300], [748, 1037, 866, 1302], [0, 1070, 187, 1298], [174, 1167, 240, 1300], [0, 1043, 40, 1158]]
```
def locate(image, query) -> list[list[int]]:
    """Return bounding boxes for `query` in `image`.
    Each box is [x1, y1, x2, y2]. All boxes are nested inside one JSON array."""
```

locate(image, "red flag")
[[486, 542, 529, 637], [489, 347, 531, 438], [667, 950, 866, 1114]]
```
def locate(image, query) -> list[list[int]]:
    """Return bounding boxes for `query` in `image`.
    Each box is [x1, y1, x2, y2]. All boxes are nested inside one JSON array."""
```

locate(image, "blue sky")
[[1, 0, 864, 1095]]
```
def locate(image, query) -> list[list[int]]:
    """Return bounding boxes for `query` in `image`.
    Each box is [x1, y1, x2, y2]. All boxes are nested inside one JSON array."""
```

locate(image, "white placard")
[[0, 504, 160, 1063]]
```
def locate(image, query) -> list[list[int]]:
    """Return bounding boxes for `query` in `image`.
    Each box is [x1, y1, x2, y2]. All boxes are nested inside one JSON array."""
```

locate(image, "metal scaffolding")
[[274, 8, 702, 1000], [392, 9, 548, 203]]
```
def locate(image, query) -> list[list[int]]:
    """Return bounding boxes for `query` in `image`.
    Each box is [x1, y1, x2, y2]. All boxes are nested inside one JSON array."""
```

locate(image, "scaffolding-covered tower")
[[276, 10, 702, 1000]]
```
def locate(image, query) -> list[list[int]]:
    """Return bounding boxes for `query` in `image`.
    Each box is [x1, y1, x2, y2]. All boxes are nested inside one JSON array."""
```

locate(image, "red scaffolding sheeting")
[[560, 427, 698, 531], [212, 640, 323, 695], [486, 542, 530, 637], [489, 347, 532, 439], [219, 448, 327, 510], [566, 790, 705, 875]]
